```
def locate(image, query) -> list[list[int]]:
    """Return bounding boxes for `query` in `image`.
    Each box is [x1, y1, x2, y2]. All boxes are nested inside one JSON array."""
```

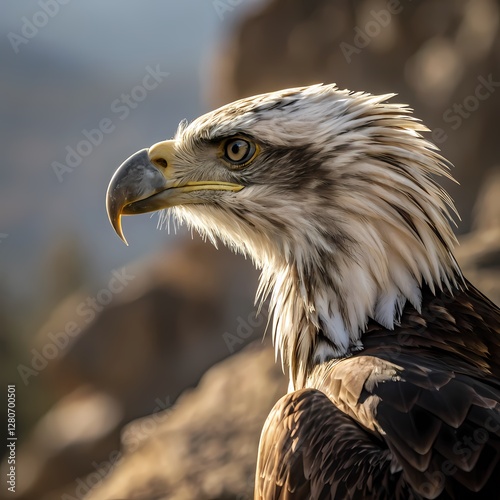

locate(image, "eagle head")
[[106, 84, 461, 387]]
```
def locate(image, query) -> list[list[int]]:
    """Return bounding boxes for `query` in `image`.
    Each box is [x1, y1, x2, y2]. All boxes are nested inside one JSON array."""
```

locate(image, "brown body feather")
[[256, 281, 500, 499]]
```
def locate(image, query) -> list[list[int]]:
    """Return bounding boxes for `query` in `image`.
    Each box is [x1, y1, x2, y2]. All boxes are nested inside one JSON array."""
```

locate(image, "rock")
[[84, 341, 287, 500], [211, 0, 500, 232], [456, 168, 500, 305], [9, 238, 264, 500]]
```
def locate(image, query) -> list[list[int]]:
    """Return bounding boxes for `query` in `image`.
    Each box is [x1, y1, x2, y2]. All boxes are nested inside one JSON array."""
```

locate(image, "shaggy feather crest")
[[157, 84, 462, 388]]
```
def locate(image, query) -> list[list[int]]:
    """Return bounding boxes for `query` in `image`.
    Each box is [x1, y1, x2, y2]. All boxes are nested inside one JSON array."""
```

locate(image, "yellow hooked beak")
[[106, 140, 244, 244]]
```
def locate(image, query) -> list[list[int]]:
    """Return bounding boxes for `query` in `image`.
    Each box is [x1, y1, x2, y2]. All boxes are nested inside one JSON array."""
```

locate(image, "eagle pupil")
[[226, 139, 250, 163]]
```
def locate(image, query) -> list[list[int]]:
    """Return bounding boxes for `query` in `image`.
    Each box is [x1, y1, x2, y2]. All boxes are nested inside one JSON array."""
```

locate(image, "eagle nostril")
[[152, 158, 168, 169]]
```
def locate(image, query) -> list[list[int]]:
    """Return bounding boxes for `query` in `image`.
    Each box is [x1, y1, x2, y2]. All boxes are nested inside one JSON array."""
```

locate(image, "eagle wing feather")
[[256, 282, 500, 499]]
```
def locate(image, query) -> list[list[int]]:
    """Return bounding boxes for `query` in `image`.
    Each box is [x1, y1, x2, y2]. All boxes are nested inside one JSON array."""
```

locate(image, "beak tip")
[[117, 231, 129, 246], [107, 202, 129, 246], [111, 215, 129, 246]]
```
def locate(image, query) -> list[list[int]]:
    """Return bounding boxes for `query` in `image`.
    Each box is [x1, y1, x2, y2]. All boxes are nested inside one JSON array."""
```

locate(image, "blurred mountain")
[[210, 0, 500, 233], [0, 0, 266, 314], [0, 40, 202, 304], [6, 238, 264, 500]]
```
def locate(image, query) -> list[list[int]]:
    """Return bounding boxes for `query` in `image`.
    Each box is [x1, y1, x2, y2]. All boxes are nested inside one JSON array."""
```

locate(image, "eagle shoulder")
[[255, 386, 413, 500], [256, 283, 500, 499]]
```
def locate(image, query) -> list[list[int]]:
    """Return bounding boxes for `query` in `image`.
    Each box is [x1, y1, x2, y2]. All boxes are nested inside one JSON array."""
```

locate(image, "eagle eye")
[[222, 137, 257, 167]]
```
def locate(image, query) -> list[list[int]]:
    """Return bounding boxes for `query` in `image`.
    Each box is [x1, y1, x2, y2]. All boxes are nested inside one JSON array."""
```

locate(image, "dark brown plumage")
[[256, 282, 500, 499]]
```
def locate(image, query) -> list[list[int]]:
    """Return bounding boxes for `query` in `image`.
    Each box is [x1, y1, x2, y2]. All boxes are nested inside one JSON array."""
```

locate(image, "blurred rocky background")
[[1, 0, 500, 499]]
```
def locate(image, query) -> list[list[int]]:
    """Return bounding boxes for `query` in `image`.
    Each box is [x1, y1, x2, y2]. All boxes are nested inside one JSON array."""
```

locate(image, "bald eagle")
[[106, 84, 500, 499]]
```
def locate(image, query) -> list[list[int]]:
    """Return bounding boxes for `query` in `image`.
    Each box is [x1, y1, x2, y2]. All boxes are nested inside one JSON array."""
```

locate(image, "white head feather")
[[158, 84, 462, 388]]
